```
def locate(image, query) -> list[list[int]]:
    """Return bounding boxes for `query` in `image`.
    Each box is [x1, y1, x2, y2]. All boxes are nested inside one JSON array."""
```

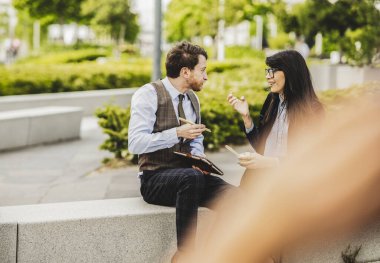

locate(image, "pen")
[[224, 145, 240, 157], [178, 117, 211, 132]]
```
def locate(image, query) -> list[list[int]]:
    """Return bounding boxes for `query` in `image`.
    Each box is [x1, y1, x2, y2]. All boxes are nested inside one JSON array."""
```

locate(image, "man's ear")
[[180, 67, 191, 79]]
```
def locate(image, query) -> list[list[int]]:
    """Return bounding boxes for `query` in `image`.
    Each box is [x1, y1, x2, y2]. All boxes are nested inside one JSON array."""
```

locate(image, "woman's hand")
[[227, 93, 253, 129], [238, 152, 279, 170], [227, 93, 250, 117]]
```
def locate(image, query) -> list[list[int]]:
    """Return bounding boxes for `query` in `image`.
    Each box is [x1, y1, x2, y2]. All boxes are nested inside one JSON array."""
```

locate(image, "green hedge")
[[1, 48, 263, 96], [16, 49, 111, 64], [0, 60, 151, 95]]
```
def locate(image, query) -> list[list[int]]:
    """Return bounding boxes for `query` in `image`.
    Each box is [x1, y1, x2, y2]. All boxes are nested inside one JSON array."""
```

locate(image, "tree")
[[13, 0, 84, 25], [275, 0, 380, 65], [164, 0, 272, 43], [81, 0, 139, 45], [13, 0, 86, 46], [165, 0, 219, 43]]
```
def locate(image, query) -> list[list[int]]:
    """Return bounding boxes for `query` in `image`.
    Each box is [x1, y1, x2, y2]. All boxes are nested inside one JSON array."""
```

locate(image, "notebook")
[[173, 151, 224, 176]]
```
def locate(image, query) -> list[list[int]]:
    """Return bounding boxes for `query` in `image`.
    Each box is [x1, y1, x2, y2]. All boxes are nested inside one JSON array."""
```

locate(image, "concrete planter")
[[309, 64, 380, 91], [0, 88, 138, 116]]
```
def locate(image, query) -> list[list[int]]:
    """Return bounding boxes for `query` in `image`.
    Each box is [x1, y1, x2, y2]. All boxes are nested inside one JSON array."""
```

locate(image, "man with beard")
[[128, 41, 233, 263]]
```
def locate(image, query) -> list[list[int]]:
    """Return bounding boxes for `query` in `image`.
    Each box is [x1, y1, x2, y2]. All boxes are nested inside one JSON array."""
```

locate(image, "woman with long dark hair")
[[227, 49, 323, 263], [228, 50, 324, 181]]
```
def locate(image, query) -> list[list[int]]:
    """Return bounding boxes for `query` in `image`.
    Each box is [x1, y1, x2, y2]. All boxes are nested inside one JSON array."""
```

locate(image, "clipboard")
[[173, 151, 224, 176]]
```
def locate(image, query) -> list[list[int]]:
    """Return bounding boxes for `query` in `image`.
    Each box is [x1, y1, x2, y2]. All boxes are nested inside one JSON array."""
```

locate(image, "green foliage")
[[207, 60, 251, 73], [342, 27, 380, 66], [16, 48, 111, 64], [165, 0, 219, 42], [225, 46, 265, 59], [275, 0, 380, 65], [95, 104, 137, 163], [164, 0, 273, 42], [0, 59, 151, 95], [268, 32, 294, 50], [320, 31, 340, 56], [81, 0, 139, 43], [13, 0, 84, 24]]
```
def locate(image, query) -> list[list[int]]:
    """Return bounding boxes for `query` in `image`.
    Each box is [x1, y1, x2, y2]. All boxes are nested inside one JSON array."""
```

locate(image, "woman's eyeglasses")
[[265, 68, 279, 78]]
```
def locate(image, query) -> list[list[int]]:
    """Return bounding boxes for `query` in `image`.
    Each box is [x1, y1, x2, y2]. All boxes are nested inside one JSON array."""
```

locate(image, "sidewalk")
[[0, 117, 248, 207]]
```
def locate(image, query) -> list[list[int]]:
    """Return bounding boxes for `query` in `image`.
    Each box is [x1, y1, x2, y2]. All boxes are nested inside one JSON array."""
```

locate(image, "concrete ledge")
[[0, 197, 378, 263], [310, 64, 380, 90], [285, 220, 380, 263], [0, 198, 210, 263], [0, 106, 83, 151], [0, 88, 137, 116], [0, 223, 17, 263]]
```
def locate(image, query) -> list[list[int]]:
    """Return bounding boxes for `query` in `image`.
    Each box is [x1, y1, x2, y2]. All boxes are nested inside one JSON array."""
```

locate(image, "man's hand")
[[238, 152, 279, 169], [176, 123, 206, 140]]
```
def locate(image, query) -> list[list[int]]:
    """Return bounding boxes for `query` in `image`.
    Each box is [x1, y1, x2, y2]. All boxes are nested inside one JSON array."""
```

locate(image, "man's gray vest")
[[138, 80, 201, 172]]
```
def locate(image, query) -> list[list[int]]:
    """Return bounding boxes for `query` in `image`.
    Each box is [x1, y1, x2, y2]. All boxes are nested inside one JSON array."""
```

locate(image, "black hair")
[[165, 41, 208, 78], [263, 50, 323, 128]]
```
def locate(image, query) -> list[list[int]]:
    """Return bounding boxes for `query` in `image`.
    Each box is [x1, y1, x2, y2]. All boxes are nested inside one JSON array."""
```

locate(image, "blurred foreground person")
[[183, 94, 380, 263]]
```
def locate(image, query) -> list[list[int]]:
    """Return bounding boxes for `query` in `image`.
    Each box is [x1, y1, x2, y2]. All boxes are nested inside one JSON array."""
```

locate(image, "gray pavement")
[[0, 117, 248, 207]]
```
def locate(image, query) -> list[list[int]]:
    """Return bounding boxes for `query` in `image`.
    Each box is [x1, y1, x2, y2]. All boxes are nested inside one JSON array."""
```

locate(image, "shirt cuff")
[[165, 127, 180, 146], [191, 149, 205, 157], [245, 123, 254, 133]]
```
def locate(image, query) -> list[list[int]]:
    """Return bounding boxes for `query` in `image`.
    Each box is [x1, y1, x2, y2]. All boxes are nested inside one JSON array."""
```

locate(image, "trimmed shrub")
[[95, 104, 137, 164], [0, 61, 151, 95], [16, 49, 111, 64]]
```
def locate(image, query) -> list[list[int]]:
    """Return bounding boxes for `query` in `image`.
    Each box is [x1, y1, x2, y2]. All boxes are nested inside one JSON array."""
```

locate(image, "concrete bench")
[[0, 106, 83, 151], [0, 198, 211, 263], [0, 197, 379, 263], [286, 221, 380, 263], [0, 88, 137, 116]]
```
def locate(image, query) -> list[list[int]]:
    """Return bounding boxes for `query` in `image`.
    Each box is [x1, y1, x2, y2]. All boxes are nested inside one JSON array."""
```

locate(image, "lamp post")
[[152, 0, 162, 81], [217, 0, 225, 61], [254, 15, 263, 50], [375, 0, 380, 11]]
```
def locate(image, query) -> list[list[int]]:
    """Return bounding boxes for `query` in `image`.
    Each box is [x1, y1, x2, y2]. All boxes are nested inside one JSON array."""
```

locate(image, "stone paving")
[[0, 117, 248, 207]]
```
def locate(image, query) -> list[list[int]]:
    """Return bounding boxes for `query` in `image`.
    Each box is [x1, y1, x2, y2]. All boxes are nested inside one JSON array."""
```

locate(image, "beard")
[[187, 77, 204, 92]]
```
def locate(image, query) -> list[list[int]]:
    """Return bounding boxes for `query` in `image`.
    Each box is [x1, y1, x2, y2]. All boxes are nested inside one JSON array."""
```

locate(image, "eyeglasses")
[[265, 68, 280, 78]]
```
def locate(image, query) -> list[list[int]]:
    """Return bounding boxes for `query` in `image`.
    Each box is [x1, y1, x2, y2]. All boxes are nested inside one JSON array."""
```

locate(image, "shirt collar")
[[279, 93, 285, 103], [162, 77, 186, 100]]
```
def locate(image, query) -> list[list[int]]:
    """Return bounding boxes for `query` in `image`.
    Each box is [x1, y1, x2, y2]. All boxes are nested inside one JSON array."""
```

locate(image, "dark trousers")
[[140, 168, 232, 250]]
